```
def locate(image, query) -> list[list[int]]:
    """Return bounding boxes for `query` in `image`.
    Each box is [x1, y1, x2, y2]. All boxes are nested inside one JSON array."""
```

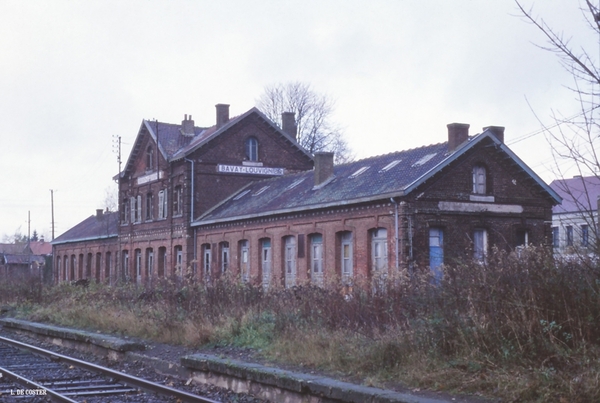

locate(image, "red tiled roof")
[[29, 240, 52, 255]]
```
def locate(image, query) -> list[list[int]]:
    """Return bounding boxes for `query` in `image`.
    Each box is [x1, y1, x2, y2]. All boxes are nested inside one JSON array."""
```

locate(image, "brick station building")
[[53, 105, 560, 287]]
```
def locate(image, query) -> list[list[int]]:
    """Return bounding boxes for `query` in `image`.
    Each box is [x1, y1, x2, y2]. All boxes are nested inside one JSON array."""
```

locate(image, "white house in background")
[[550, 175, 600, 255]]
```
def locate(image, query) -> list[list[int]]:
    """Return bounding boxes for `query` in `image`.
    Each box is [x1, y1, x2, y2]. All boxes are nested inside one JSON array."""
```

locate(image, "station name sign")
[[217, 164, 284, 176], [137, 171, 164, 185]]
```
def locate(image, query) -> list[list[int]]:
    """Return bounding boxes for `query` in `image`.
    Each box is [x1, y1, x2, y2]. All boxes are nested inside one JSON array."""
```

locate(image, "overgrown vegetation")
[[2, 247, 600, 402]]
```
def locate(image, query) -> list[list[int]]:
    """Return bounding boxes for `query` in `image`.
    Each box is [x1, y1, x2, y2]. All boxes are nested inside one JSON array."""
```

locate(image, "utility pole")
[[112, 134, 122, 284], [50, 189, 55, 240], [27, 210, 31, 272]]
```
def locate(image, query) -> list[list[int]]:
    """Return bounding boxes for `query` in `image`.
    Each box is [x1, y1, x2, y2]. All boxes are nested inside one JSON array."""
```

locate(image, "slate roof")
[[122, 107, 312, 177], [1, 254, 45, 265], [194, 130, 561, 226], [52, 212, 119, 245], [0, 243, 28, 254], [550, 175, 600, 214]]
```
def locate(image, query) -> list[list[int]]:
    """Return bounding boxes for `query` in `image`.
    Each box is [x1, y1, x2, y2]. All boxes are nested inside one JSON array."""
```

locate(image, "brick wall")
[[114, 111, 313, 285]]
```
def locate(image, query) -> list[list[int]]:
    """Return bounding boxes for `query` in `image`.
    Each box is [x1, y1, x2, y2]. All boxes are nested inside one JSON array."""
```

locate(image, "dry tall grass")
[[2, 247, 600, 402]]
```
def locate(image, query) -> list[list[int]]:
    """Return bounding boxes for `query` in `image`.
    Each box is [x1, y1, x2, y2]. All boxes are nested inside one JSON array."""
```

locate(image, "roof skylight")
[[349, 166, 370, 178], [412, 153, 437, 167], [253, 186, 270, 196], [379, 160, 402, 172], [286, 178, 306, 190], [233, 189, 251, 200]]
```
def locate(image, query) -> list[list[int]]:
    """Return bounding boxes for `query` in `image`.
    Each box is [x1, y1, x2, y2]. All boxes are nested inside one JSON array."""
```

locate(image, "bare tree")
[[103, 185, 118, 213], [516, 0, 600, 254], [2, 229, 28, 245], [256, 81, 354, 164]]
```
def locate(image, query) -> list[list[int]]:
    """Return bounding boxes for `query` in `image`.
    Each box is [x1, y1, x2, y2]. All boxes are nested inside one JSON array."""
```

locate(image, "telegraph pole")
[[112, 134, 122, 284], [50, 189, 55, 240]]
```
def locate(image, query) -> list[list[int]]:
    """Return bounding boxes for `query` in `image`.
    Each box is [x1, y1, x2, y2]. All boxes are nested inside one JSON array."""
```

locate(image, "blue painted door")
[[429, 228, 444, 283]]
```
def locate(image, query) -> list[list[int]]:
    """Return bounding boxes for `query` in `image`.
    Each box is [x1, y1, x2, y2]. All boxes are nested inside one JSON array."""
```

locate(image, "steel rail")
[[0, 364, 78, 403], [0, 335, 220, 403]]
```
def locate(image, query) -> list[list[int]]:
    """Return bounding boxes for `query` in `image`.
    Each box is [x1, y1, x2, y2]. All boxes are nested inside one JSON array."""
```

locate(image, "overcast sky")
[[0, 0, 595, 241]]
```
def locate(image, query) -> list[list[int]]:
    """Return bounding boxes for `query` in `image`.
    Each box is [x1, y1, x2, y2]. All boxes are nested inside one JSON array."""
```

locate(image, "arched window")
[[283, 236, 296, 288], [56, 256, 62, 281], [371, 228, 388, 272], [202, 244, 212, 280], [472, 165, 486, 194], [174, 245, 183, 277], [239, 240, 250, 282], [261, 238, 271, 290], [146, 248, 154, 278], [220, 241, 229, 273], [146, 146, 154, 170], [135, 249, 142, 283], [338, 231, 353, 280], [245, 137, 258, 161], [310, 234, 324, 286]]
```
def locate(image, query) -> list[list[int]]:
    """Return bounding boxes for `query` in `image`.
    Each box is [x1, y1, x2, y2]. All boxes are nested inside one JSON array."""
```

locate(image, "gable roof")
[[550, 175, 600, 214], [121, 107, 312, 177], [193, 129, 561, 226], [52, 212, 119, 245]]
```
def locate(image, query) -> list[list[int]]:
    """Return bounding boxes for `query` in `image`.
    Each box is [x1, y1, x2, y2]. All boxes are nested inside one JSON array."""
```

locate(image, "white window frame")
[[122, 251, 129, 280], [135, 249, 142, 283], [240, 240, 250, 282], [473, 229, 488, 262], [202, 244, 211, 280], [175, 246, 183, 277], [341, 232, 353, 279], [311, 234, 323, 286], [158, 189, 167, 219], [246, 137, 258, 161], [173, 186, 183, 216], [284, 236, 296, 288], [472, 165, 486, 194], [146, 146, 154, 170], [147, 248, 154, 277], [220, 242, 229, 273], [371, 228, 388, 272], [131, 195, 142, 223], [261, 239, 271, 289], [146, 192, 153, 221]]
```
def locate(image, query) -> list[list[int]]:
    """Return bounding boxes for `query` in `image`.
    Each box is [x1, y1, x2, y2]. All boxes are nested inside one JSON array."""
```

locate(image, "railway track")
[[0, 335, 220, 402]]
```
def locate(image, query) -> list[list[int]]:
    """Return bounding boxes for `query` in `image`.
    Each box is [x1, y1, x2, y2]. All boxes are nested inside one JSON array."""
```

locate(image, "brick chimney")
[[181, 114, 195, 136], [216, 104, 230, 129], [281, 112, 297, 139], [447, 123, 470, 152], [96, 209, 103, 219], [483, 125, 505, 143], [314, 152, 334, 187]]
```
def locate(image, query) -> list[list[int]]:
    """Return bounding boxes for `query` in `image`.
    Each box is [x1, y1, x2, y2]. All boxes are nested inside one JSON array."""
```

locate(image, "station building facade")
[[53, 106, 561, 287]]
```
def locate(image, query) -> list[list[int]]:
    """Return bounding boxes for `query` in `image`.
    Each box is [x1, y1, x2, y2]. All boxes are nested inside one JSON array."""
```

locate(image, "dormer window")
[[472, 165, 486, 194], [245, 137, 258, 161], [146, 146, 154, 170]]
